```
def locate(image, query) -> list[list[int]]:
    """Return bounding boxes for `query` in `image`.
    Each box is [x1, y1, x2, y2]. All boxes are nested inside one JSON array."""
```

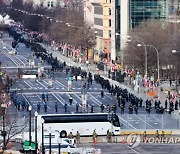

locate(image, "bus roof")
[[41, 113, 110, 124]]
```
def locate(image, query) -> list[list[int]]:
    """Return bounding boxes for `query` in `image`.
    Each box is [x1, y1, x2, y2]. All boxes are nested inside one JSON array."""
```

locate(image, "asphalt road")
[[78, 143, 180, 154], [0, 32, 179, 131]]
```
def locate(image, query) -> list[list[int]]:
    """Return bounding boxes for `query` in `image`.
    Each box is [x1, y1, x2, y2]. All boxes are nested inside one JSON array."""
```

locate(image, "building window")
[[40, 2, 44, 7], [109, 19, 111, 27], [109, 30, 111, 38], [109, 8, 111, 15], [47, 2, 50, 7], [51, 1, 54, 7]]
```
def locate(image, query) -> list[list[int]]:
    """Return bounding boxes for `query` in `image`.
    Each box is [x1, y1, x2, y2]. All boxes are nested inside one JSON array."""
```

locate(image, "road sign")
[[23, 140, 35, 151]]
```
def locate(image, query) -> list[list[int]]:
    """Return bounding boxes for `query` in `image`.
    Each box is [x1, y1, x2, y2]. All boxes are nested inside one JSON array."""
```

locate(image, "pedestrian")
[[76, 131, 81, 144], [64, 102, 67, 112], [107, 130, 112, 143], [100, 103, 104, 113], [91, 105, 94, 113], [42, 93, 45, 102], [76, 103, 79, 113], [120, 104, 124, 114], [55, 102, 58, 112], [37, 102, 41, 111], [169, 79, 172, 86], [128, 104, 133, 114], [17, 100, 20, 110], [92, 130, 97, 143], [75, 75, 77, 81], [161, 130, 165, 140], [69, 96, 73, 105], [44, 102, 47, 112], [134, 105, 138, 114], [21, 101, 25, 111], [165, 100, 168, 109], [101, 90, 104, 98], [112, 104, 117, 113], [67, 132, 74, 139], [46, 93, 48, 101], [155, 130, 159, 142], [143, 131, 147, 142], [175, 100, 178, 110]]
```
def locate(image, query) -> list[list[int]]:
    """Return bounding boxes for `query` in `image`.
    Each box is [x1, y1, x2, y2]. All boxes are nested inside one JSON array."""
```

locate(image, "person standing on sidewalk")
[[76, 131, 81, 144], [92, 130, 97, 144], [55, 102, 58, 112], [64, 102, 68, 112]]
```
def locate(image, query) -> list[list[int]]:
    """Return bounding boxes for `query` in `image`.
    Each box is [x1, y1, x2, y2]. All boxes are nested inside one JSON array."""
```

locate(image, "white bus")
[[36, 113, 121, 144]]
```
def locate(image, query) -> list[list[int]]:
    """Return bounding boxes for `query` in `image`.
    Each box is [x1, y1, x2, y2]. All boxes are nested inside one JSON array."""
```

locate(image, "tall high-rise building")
[[84, 0, 170, 63], [111, 0, 169, 65]]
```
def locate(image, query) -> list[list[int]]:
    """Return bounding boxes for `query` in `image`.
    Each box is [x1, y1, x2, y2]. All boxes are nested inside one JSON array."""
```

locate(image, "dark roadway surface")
[[0, 32, 179, 131]]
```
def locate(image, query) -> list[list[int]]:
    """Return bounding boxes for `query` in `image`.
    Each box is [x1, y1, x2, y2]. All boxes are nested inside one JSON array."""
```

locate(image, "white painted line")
[[66, 93, 79, 105], [126, 144, 140, 154], [22, 94, 31, 106], [55, 93, 65, 103], [42, 80, 49, 86], [134, 115, 156, 129], [118, 115, 137, 130], [36, 80, 47, 88], [24, 80, 33, 89], [152, 115, 163, 123], [89, 94, 106, 107], [55, 80, 67, 88], [52, 93, 65, 106], [105, 94, 113, 100], [73, 94, 84, 107], [36, 94, 51, 109]]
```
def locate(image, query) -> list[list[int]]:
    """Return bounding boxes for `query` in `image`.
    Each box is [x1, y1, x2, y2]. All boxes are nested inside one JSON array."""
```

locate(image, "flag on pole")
[[6, 101, 12, 108]]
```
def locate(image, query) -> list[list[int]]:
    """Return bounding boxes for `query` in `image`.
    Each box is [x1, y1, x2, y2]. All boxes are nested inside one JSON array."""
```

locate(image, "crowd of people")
[[7, 24, 180, 116]]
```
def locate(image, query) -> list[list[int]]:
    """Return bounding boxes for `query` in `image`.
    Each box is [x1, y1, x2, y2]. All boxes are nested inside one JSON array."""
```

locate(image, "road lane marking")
[[52, 93, 65, 106], [36, 80, 47, 88], [134, 115, 156, 129], [125, 144, 140, 154], [36, 94, 51, 109], [89, 94, 106, 107], [24, 80, 33, 89], [22, 94, 31, 106], [55, 80, 67, 88]]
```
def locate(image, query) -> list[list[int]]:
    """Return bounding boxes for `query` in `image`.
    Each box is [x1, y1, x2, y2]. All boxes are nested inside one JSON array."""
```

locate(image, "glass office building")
[[129, 0, 168, 29]]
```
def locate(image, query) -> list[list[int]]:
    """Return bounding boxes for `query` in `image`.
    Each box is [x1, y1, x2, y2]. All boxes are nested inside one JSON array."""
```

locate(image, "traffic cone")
[[144, 138, 148, 143], [122, 137, 125, 144], [94, 138, 97, 144]]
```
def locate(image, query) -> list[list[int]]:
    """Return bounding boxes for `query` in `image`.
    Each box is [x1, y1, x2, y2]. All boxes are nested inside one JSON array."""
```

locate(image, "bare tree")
[[124, 19, 178, 79]]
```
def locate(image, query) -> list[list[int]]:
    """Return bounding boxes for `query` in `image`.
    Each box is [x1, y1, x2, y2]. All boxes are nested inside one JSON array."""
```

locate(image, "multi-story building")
[[112, 0, 169, 66], [84, 0, 112, 62], [32, 0, 67, 8]]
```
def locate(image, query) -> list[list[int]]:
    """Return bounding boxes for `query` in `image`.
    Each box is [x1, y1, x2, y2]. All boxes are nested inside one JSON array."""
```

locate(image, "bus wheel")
[[60, 130, 67, 138]]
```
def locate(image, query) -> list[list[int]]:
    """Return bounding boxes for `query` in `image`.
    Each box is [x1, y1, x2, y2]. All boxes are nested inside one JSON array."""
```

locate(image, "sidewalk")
[[40, 44, 175, 104]]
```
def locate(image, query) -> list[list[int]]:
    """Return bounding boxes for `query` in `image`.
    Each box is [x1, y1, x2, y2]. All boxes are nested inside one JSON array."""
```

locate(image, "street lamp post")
[[41, 118, 45, 154], [34, 111, 38, 154], [49, 127, 52, 154], [137, 43, 148, 78], [58, 138, 61, 154], [138, 44, 160, 82], [137, 44, 160, 98], [28, 105, 32, 152], [1, 103, 6, 150], [172, 49, 179, 93]]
